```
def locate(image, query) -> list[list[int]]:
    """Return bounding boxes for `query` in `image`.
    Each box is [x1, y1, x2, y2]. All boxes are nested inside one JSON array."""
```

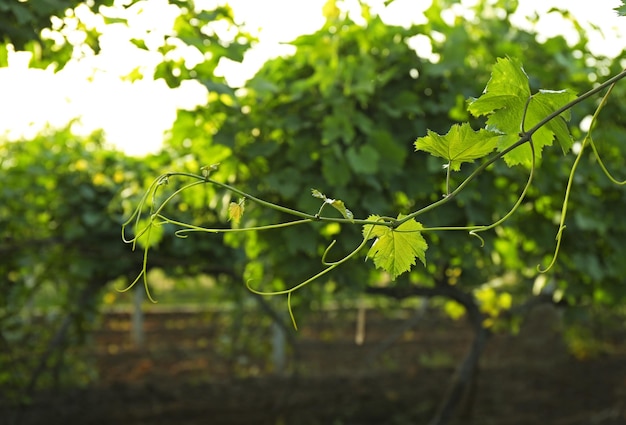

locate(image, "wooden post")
[[131, 285, 145, 348], [355, 301, 367, 345], [271, 321, 286, 374]]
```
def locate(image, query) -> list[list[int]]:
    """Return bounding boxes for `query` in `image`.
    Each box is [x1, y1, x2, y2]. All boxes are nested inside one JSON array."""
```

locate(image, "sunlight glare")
[[1, 0, 625, 156]]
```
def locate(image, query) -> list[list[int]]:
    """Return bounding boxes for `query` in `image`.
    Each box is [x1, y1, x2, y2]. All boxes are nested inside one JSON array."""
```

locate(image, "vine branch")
[[397, 67, 626, 226]]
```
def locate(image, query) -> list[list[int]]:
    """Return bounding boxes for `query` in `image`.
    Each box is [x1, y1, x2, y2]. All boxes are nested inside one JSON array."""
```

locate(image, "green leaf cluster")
[[0, 126, 242, 394], [6, 0, 626, 352], [0, 0, 118, 70], [417, 57, 578, 171], [468, 57, 577, 166], [157, 0, 626, 321], [151, 4, 255, 88], [147, 1, 615, 302], [0, 0, 113, 50]]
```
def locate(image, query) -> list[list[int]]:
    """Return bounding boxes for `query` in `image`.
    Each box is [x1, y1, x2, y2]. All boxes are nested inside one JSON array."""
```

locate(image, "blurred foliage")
[[0, 0, 111, 49], [0, 0, 120, 69], [0, 0, 254, 72], [164, 0, 626, 325], [0, 126, 241, 400], [0, 0, 255, 399], [151, 4, 255, 88], [2, 0, 626, 405], [0, 127, 139, 398]]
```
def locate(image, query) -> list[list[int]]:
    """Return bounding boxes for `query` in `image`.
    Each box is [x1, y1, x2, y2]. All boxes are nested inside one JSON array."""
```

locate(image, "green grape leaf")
[[228, 198, 245, 225], [468, 57, 531, 116], [615, 1, 626, 15], [468, 57, 576, 166], [414, 123, 500, 171], [362, 214, 428, 279], [330, 199, 354, 220], [530, 89, 577, 154], [311, 188, 354, 220]]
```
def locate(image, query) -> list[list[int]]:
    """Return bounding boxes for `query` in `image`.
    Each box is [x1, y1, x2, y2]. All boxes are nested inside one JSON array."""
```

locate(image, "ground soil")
[[4, 305, 626, 425]]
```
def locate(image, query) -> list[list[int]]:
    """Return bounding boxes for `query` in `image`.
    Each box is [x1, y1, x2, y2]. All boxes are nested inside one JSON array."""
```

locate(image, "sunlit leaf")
[[104, 16, 128, 25], [228, 198, 245, 225], [322, 0, 341, 20], [0, 44, 8, 67], [468, 57, 576, 166], [362, 214, 428, 279], [312, 189, 354, 220], [532, 89, 577, 154], [330, 199, 354, 220], [130, 38, 148, 50], [414, 123, 500, 171], [122, 66, 143, 82]]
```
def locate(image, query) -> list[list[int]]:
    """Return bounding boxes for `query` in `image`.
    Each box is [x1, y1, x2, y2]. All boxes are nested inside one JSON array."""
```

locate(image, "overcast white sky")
[[0, 0, 624, 155]]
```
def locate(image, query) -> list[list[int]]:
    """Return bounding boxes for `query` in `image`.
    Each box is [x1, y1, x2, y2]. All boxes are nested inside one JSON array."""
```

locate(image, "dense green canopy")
[[2, 1, 626, 413]]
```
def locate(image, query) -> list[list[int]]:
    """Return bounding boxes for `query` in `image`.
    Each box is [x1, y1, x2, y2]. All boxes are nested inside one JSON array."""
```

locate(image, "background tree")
[[0, 0, 255, 410], [1, 128, 140, 399], [2, 0, 626, 424], [161, 0, 626, 328], [135, 0, 626, 422], [0, 0, 116, 69]]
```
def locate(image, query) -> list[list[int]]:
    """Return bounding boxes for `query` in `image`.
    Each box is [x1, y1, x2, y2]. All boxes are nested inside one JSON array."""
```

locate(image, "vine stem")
[[420, 99, 537, 241], [245, 221, 379, 329], [123, 62, 626, 240], [246, 220, 374, 330], [165, 216, 313, 236], [586, 81, 626, 185], [538, 72, 621, 272], [121, 67, 626, 310], [138, 171, 397, 228]]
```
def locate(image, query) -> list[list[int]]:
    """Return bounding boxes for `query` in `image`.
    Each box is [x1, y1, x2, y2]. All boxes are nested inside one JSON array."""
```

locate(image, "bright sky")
[[0, 0, 624, 156]]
